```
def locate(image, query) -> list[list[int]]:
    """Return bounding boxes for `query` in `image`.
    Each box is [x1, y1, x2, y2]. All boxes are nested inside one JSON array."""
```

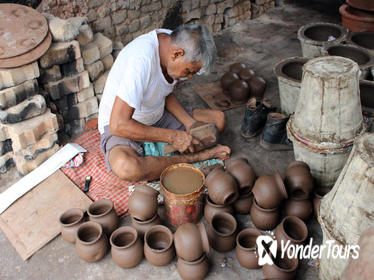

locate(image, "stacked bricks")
[[251, 0, 276, 19]]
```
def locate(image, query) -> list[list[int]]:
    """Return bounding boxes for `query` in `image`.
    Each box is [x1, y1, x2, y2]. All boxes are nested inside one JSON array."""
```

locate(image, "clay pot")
[[284, 194, 313, 221], [87, 199, 119, 236], [313, 187, 330, 218], [250, 199, 280, 230], [204, 196, 234, 223], [235, 228, 261, 269], [177, 253, 209, 280], [229, 79, 250, 103], [238, 69, 255, 82], [207, 212, 237, 252], [285, 161, 314, 199], [233, 192, 253, 214], [75, 221, 108, 262], [248, 76, 266, 100], [144, 225, 175, 266], [225, 157, 256, 194], [347, 31, 374, 56], [205, 167, 239, 205], [128, 184, 159, 221], [263, 254, 299, 280], [252, 172, 288, 209], [347, 0, 374, 12], [110, 226, 143, 268], [131, 213, 162, 239], [274, 216, 308, 249], [59, 208, 86, 243], [229, 62, 247, 73], [340, 4, 374, 32], [220, 72, 239, 90], [360, 79, 374, 111]]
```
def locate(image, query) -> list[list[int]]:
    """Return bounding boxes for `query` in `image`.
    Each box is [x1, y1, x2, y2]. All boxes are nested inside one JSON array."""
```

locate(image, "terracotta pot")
[[225, 157, 256, 194], [238, 69, 255, 82], [131, 213, 162, 239], [87, 199, 119, 236], [347, 0, 374, 12], [284, 194, 313, 221], [235, 228, 261, 269], [204, 196, 234, 223], [274, 216, 308, 249], [128, 184, 159, 221], [177, 253, 209, 280], [110, 226, 143, 268], [313, 187, 330, 218], [250, 199, 280, 230], [144, 225, 175, 266], [220, 72, 239, 90], [248, 76, 266, 100], [285, 161, 314, 199], [59, 208, 86, 243], [205, 167, 239, 205], [340, 4, 374, 32], [233, 192, 253, 214], [346, 31, 374, 56], [75, 221, 108, 262], [229, 79, 250, 103], [229, 62, 248, 73], [252, 172, 288, 209], [263, 254, 299, 280], [207, 212, 237, 252]]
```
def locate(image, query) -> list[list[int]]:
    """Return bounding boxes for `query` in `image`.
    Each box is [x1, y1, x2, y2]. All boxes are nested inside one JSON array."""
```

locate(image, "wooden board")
[[0, 170, 92, 260], [193, 81, 247, 111]]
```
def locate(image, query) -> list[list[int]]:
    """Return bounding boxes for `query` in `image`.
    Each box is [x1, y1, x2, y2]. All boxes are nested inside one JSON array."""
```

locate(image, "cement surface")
[[0, 1, 342, 279]]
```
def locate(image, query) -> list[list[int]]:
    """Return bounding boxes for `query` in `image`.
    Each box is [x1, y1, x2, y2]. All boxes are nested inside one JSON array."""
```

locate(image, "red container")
[[347, 0, 374, 12], [340, 4, 374, 32]]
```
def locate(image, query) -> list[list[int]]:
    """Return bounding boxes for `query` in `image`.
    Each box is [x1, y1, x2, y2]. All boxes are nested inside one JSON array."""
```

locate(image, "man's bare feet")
[[197, 144, 231, 161]]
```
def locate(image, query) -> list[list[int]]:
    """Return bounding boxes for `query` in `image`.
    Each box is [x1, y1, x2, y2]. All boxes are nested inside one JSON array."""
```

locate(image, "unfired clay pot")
[[263, 254, 299, 280], [207, 212, 237, 252], [204, 196, 234, 223], [233, 192, 253, 214], [313, 187, 330, 218], [131, 213, 162, 239], [225, 157, 256, 194], [250, 199, 280, 230], [75, 221, 108, 262], [284, 194, 313, 221], [128, 184, 159, 221], [285, 161, 314, 199], [221, 72, 240, 90], [110, 226, 143, 268], [229, 62, 248, 73], [59, 208, 86, 243], [238, 69, 255, 82], [252, 172, 288, 209], [144, 225, 175, 266], [248, 76, 266, 100], [177, 253, 209, 280], [235, 228, 261, 269], [205, 167, 239, 205], [229, 79, 250, 103], [87, 199, 119, 236], [274, 216, 308, 249]]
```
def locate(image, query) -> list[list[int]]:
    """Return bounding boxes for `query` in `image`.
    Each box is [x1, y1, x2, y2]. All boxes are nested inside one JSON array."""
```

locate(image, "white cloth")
[[98, 29, 176, 134]]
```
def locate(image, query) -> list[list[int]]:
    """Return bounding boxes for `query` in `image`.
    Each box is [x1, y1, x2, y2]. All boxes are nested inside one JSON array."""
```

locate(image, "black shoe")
[[241, 98, 274, 139], [260, 112, 293, 151]]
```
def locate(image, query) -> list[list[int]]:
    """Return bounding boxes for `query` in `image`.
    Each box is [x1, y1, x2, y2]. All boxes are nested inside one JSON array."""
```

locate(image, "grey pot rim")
[[297, 22, 348, 46], [346, 30, 374, 53], [273, 56, 309, 85]]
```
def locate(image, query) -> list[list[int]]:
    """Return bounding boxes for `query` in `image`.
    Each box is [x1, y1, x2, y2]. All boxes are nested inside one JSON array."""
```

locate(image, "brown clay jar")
[[204, 196, 234, 223], [75, 221, 108, 262], [252, 172, 288, 209], [207, 212, 237, 252], [221, 72, 239, 89], [128, 184, 159, 221], [205, 167, 239, 205], [144, 225, 175, 266], [284, 194, 313, 222], [285, 161, 314, 199], [226, 157, 256, 194], [274, 216, 308, 249], [88, 199, 119, 236], [177, 253, 209, 280], [263, 254, 299, 280], [229, 62, 248, 73], [238, 69, 255, 82], [59, 208, 86, 243], [229, 79, 250, 103], [250, 199, 280, 230], [313, 187, 330, 218], [110, 226, 143, 268], [235, 228, 261, 269], [131, 213, 162, 239], [248, 76, 266, 99], [233, 192, 253, 214]]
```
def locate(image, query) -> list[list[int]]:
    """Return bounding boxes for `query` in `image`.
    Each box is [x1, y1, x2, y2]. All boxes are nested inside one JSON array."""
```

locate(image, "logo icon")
[[256, 235, 277, 266]]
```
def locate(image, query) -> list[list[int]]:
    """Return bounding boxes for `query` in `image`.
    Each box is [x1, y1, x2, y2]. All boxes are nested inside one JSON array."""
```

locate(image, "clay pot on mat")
[[238, 69, 255, 82], [229, 62, 248, 73], [131, 213, 162, 239], [233, 192, 253, 214], [263, 254, 299, 280], [229, 79, 250, 103], [252, 172, 288, 209], [235, 228, 262, 269], [177, 253, 209, 280], [250, 199, 280, 230], [204, 196, 234, 223], [144, 225, 175, 266], [75, 221, 108, 262], [221, 72, 239, 90], [110, 226, 143, 268], [285, 161, 314, 199], [340, 4, 374, 32], [225, 157, 256, 194], [128, 184, 159, 221], [274, 216, 308, 249], [248, 76, 266, 100], [313, 187, 330, 218], [59, 208, 86, 243], [284, 194, 313, 222], [205, 167, 239, 205], [87, 199, 119, 236], [207, 212, 237, 252]]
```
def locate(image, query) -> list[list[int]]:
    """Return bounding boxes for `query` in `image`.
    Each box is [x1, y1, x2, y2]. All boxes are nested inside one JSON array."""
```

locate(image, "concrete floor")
[[0, 1, 343, 279]]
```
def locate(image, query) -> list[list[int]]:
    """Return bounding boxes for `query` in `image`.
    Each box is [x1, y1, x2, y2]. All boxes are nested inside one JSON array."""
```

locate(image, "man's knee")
[[213, 110, 225, 132], [111, 155, 143, 181]]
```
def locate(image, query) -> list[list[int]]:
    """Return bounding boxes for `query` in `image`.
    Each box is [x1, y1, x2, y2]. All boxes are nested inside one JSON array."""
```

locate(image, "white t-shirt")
[[98, 29, 176, 134]]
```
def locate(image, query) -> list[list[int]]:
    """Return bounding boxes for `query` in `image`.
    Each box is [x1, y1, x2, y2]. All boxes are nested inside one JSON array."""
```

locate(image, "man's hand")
[[171, 130, 201, 153]]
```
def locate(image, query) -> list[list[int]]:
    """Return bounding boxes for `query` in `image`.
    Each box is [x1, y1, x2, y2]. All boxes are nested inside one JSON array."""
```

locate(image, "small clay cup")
[[238, 69, 255, 82], [205, 167, 239, 205], [229, 62, 248, 73], [131, 213, 162, 239], [252, 172, 288, 209], [75, 221, 108, 262], [274, 216, 308, 249], [204, 196, 234, 224], [177, 253, 209, 280], [250, 199, 280, 230], [284, 194, 313, 222], [233, 192, 253, 214], [229, 79, 250, 103], [59, 208, 86, 243], [221, 72, 240, 89], [110, 226, 143, 268], [128, 184, 159, 221], [263, 254, 299, 280], [285, 161, 314, 199], [248, 76, 266, 99], [225, 157, 256, 194], [207, 212, 237, 252], [144, 225, 175, 266], [313, 187, 330, 218], [235, 228, 261, 269], [88, 199, 119, 236]]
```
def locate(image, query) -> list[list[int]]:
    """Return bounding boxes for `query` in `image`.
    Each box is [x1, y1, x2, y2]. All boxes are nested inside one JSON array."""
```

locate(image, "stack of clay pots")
[[340, 1, 374, 32]]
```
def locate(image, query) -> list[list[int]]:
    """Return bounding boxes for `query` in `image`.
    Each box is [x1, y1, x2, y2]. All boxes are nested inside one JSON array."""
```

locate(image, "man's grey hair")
[[170, 25, 216, 74]]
